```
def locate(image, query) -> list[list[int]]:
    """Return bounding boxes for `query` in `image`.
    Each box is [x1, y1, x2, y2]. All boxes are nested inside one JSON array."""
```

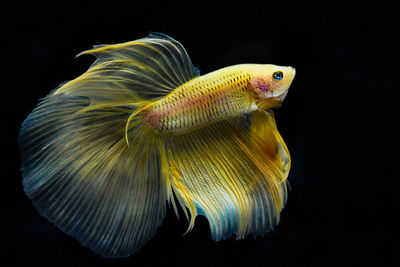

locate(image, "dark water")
[[1, 1, 397, 266]]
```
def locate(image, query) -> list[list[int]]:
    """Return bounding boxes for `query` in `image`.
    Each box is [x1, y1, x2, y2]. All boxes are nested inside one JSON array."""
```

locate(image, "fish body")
[[146, 64, 295, 134], [19, 33, 295, 258], [147, 65, 252, 134]]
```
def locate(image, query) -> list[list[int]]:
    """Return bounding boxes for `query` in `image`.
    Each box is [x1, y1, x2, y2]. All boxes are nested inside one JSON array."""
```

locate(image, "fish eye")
[[272, 71, 284, 81]]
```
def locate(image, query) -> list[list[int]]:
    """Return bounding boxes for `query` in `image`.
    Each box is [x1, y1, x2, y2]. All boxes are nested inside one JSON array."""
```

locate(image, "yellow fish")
[[19, 33, 296, 258]]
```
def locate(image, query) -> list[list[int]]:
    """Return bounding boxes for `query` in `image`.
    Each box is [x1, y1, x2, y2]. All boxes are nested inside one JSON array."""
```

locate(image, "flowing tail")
[[19, 33, 290, 258]]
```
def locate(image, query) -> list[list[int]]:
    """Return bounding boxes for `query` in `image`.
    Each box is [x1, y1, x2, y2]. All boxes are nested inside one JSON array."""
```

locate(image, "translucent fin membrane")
[[18, 32, 200, 257], [19, 93, 167, 257], [56, 32, 200, 103], [166, 110, 290, 241]]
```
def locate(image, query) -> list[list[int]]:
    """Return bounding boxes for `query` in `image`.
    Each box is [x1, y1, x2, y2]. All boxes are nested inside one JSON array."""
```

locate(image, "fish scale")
[[149, 68, 253, 134]]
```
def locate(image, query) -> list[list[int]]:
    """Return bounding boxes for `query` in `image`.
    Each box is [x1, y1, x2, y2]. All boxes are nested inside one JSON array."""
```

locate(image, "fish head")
[[248, 64, 296, 108]]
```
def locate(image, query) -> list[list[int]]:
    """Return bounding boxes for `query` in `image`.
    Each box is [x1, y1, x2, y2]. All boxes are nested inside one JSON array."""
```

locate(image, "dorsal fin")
[[56, 32, 199, 101]]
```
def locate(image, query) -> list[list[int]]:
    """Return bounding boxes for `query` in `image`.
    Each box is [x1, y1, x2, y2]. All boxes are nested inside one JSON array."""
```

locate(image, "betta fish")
[[19, 33, 296, 258]]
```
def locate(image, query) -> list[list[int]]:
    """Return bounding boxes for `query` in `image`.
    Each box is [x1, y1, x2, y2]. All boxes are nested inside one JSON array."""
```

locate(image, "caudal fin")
[[19, 33, 199, 257]]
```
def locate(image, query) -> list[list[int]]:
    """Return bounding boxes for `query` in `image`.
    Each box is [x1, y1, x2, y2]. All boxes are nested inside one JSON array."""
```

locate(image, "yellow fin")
[[250, 110, 291, 177], [166, 115, 290, 241], [57, 33, 199, 101]]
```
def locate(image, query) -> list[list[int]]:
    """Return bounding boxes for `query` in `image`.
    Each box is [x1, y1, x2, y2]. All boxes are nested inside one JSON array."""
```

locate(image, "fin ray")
[[18, 32, 200, 257], [73, 33, 199, 101], [167, 113, 290, 241], [20, 94, 167, 257]]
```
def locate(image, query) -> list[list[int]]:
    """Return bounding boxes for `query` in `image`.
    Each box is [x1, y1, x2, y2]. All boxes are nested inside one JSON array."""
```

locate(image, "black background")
[[1, 0, 397, 266]]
